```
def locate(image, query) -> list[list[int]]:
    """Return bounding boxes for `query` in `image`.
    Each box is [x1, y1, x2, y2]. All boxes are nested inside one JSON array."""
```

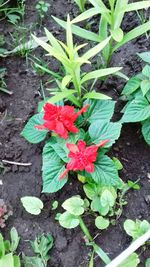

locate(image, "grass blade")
[[124, 1, 150, 12]]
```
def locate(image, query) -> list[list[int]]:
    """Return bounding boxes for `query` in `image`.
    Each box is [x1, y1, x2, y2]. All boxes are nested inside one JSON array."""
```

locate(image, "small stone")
[[147, 173, 150, 179], [144, 195, 150, 204]]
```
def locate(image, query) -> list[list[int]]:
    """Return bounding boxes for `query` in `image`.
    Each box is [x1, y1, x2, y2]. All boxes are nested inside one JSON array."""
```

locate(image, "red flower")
[[35, 103, 88, 139], [59, 139, 109, 179]]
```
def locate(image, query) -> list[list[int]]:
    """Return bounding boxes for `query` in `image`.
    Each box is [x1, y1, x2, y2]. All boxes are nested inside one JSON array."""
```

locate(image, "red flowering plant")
[[21, 98, 122, 193]]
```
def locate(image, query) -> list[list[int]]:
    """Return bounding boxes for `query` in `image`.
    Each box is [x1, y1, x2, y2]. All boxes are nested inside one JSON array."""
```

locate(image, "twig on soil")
[[106, 229, 150, 267], [2, 160, 32, 166]]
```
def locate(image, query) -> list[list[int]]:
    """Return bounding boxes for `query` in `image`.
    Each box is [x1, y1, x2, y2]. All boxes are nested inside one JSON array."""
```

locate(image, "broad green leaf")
[[72, 7, 100, 24], [95, 216, 109, 230], [47, 90, 76, 104], [53, 16, 101, 42], [13, 256, 21, 267], [101, 189, 116, 207], [83, 91, 111, 100], [91, 196, 109, 215], [21, 197, 43, 215], [81, 67, 122, 84], [82, 36, 111, 61], [62, 197, 84, 216], [85, 99, 115, 123], [138, 52, 150, 64], [10, 228, 20, 253], [83, 183, 98, 200], [146, 258, 150, 267], [141, 80, 150, 96], [142, 65, 150, 77], [122, 77, 141, 95], [42, 142, 68, 193], [91, 154, 121, 187], [0, 253, 14, 267], [118, 253, 140, 267], [111, 28, 124, 42], [123, 1, 150, 12], [124, 219, 150, 240], [142, 119, 150, 145], [21, 114, 48, 144], [89, 121, 122, 147], [59, 211, 79, 229], [113, 21, 150, 52], [121, 97, 150, 122]]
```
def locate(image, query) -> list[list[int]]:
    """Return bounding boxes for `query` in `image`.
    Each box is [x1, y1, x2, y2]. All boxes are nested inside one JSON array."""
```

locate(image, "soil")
[[0, 1, 150, 267]]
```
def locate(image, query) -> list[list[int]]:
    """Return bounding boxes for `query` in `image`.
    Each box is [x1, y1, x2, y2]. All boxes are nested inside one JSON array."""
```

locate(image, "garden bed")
[[0, 0, 150, 266]]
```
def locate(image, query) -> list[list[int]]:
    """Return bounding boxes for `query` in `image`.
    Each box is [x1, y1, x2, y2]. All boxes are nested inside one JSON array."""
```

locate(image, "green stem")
[[79, 217, 111, 265]]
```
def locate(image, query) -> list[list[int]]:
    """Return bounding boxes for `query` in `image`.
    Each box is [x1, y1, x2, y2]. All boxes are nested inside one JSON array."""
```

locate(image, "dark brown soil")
[[0, 1, 150, 266]]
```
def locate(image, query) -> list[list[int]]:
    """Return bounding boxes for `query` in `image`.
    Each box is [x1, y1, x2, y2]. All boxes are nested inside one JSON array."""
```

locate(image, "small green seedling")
[[124, 219, 150, 240], [23, 233, 53, 267], [21, 196, 44, 215], [36, 1, 50, 21]]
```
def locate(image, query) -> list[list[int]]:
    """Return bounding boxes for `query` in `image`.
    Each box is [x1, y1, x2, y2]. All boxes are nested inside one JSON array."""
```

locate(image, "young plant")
[[74, 0, 87, 12], [124, 219, 150, 241], [121, 52, 150, 145], [23, 233, 53, 267], [0, 68, 12, 95], [53, 1, 150, 66], [0, 0, 25, 25], [32, 16, 121, 107], [21, 99, 122, 194], [35, 1, 50, 22], [0, 227, 21, 267], [57, 195, 111, 265]]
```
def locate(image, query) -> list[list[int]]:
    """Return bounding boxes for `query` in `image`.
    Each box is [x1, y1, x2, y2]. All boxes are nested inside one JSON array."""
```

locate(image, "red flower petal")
[[55, 121, 68, 139], [77, 140, 86, 151], [85, 163, 94, 173], [67, 143, 79, 153]]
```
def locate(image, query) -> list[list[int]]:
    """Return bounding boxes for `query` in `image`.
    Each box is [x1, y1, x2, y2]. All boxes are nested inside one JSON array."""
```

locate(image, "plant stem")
[[79, 217, 111, 264]]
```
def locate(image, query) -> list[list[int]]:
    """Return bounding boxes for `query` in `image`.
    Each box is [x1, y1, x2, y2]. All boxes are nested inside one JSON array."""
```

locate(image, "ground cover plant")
[[121, 51, 150, 145], [0, 0, 150, 266]]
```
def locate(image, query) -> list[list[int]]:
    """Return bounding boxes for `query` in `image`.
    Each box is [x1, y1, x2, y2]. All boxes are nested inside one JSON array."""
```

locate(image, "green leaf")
[[62, 196, 84, 216], [142, 65, 150, 77], [91, 154, 121, 187], [118, 253, 140, 267], [72, 7, 100, 24], [142, 119, 150, 145], [138, 52, 150, 64], [112, 157, 123, 170], [10, 227, 20, 253], [0, 234, 5, 258], [83, 183, 98, 200], [91, 196, 109, 215], [81, 67, 122, 84], [24, 256, 45, 267], [141, 80, 150, 96], [42, 142, 68, 193], [101, 189, 116, 207], [122, 77, 140, 95], [47, 90, 76, 104], [59, 211, 79, 229], [0, 253, 14, 267], [146, 258, 150, 267], [95, 216, 109, 230], [13, 256, 21, 267], [53, 16, 101, 42], [89, 121, 122, 147], [123, 1, 150, 12], [21, 114, 48, 144], [111, 28, 124, 42], [82, 36, 111, 61], [121, 96, 150, 122], [113, 21, 150, 52], [83, 91, 111, 100], [21, 197, 43, 215], [124, 219, 150, 240], [85, 99, 115, 123]]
